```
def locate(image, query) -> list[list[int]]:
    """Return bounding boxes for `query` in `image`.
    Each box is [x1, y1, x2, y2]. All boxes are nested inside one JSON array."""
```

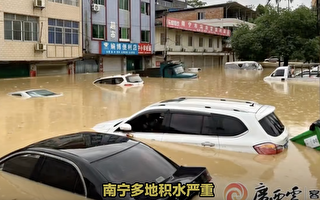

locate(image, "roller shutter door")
[[37, 65, 67, 76], [194, 56, 203, 67], [183, 56, 192, 68], [75, 60, 99, 74], [204, 56, 212, 67], [103, 57, 121, 73], [0, 63, 29, 79]]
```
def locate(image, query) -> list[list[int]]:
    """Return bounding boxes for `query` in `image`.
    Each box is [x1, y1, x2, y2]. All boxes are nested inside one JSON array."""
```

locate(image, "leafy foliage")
[[231, 5, 320, 65], [187, 0, 207, 8]]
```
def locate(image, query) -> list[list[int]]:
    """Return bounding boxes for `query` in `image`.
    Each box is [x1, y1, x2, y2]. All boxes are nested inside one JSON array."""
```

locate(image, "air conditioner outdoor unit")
[[34, 0, 45, 8], [92, 4, 100, 12], [193, 49, 198, 52], [35, 43, 47, 51]]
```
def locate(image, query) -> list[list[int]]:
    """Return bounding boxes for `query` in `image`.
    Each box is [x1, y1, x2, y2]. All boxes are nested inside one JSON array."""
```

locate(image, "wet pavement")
[[0, 67, 319, 199]]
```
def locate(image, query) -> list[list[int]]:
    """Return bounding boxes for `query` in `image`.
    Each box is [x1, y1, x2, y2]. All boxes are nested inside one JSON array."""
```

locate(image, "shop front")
[[100, 41, 153, 73]]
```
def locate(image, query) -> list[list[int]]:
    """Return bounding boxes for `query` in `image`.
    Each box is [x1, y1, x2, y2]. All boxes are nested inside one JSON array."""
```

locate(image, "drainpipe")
[[163, 10, 168, 62]]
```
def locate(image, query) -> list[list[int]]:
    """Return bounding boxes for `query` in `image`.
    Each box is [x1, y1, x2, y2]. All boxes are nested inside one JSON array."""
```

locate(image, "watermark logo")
[[224, 183, 248, 200]]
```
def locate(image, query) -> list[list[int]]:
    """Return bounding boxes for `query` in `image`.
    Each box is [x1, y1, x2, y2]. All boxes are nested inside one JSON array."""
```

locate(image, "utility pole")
[[163, 10, 168, 62]]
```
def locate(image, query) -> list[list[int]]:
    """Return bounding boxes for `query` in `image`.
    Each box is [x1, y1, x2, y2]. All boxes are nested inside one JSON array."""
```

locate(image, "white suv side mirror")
[[119, 123, 132, 132]]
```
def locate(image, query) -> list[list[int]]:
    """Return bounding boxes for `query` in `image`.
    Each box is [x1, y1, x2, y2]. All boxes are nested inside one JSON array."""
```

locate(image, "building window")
[[199, 37, 203, 47], [48, 18, 79, 45], [198, 12, 204, 20], [119, 0, 129, 10], [209, 38, 213, 48], [188, 36, 193, 46], [141, 30, 150, 43], [175, 34, 181, 46], [119, 27, 130, 41], [93, 0, 104, 5], [48, 0, 79, 6], [4, 13, 38, 41], [92, 24, 105, 39], [217, 37, 220, 48], [141, 2, 150, 15], [160, 33, 165, 45]]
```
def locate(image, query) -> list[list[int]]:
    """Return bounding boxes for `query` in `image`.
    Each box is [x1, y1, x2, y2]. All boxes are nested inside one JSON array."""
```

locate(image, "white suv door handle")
[[201, 142, 215, 147]]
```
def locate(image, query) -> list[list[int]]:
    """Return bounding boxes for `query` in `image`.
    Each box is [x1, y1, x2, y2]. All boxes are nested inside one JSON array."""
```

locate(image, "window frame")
[[119, 27, 130, 41], [141, 30, 150, 43], [92, 24, 105, 40], [197, 12, 204, 20], [175, 34, 181, 46], [160, 33, 165, 45], [119, 0, 130, 11], [141, 2, 150, 15], [48, 0, 79, 6], [48, 18, 79, 45], [199, 37, 203, 47], [208, 38, 213, 48], [4, 13, 39, 42], [0, 151, 88, 197], [188, 36, 193, 47], [93, 0, 105, 6]]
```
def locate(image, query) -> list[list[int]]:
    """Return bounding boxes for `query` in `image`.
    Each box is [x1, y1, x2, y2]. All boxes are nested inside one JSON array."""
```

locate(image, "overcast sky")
[[202, 0, 311, 10]]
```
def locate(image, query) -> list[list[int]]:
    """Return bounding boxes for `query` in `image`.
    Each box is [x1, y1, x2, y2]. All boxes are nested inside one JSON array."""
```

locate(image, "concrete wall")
[[167, 7, 224, 21], [83, 0, 155, 55], [155, 27, 222, 52], [0, 0, 82, 61]]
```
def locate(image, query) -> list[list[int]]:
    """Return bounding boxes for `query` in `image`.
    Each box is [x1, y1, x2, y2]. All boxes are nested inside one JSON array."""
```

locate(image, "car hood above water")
[[92, 118, 128, 133]]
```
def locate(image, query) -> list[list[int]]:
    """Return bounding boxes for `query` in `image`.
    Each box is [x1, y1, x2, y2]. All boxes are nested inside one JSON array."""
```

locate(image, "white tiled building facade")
[[0, 0, 82, 78]]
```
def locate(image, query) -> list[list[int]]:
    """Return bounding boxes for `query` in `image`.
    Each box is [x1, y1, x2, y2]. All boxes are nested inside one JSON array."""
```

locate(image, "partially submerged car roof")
[[18, 132, 140, 163]]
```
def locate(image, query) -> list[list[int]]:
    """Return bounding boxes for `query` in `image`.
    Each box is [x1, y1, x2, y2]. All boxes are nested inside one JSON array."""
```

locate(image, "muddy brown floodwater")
[[0, 67, 319, 200]]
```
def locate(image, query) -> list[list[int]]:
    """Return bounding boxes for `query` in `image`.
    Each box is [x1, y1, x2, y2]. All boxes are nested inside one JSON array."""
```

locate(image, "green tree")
[[231, 5, 320, 65], [187, 0, 207, 8], [256, 4, 266, 15]]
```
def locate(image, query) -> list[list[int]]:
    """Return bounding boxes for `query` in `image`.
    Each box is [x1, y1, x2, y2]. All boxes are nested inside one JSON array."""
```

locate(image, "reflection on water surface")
[[0, 67, 319, 199]]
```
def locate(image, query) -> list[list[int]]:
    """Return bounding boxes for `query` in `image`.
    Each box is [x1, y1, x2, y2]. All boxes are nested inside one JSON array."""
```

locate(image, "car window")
[[126, 112, 166, 132], [0, 154, 40, 179], [259, 112, 285, 137], [274, 69, 285, 77], [210, 114, 248, 137], [97, 78, 113, 84], [37, 156, 85, 196], [26, 90, 57, 97], [92, 143, 177, 184], [167, 113, 203, 134], [11, 93, 22, 97], [114, 78, 123, 84], [126, 75, 143, 83]]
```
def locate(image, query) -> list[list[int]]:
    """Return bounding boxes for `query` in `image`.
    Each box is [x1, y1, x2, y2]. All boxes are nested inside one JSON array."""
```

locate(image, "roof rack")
[[175, 96, 258, 106]]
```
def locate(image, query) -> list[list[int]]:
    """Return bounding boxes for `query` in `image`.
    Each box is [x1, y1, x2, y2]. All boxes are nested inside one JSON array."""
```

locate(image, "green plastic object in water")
[[290, 119, 320, 151]]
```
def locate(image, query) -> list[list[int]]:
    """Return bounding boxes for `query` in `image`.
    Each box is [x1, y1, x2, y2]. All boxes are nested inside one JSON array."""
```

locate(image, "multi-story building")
[[0, 0, 82, 78], [155, 2, 257, 67], [156, 0, 188, 11], [79, 0, 155, 73]]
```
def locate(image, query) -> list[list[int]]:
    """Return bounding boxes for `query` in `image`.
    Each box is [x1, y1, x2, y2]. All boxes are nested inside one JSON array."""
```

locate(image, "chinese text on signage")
[[138, 43, 152, 54], [101, 42, 139, 55], [164, 17, 231, 37]]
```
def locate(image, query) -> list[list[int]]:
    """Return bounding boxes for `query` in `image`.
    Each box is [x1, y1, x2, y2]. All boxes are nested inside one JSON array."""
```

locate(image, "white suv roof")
[[147, 96, 275, 120]]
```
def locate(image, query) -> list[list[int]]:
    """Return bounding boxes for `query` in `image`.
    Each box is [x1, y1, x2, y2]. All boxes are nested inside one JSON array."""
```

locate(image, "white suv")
[[92, 97, 289, 155]]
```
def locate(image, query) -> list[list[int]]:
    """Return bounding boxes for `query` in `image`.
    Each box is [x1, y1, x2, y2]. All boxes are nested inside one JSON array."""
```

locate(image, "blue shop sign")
[[101, 41, 139, 55]]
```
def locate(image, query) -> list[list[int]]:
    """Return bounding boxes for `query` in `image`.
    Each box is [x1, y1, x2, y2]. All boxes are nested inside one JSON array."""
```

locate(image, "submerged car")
[[8, 89, 63, 99], [224, 61, 263, 70], [93, 73, 144, 87], [0, 131, 213, 200], [93, 96, 289, 155]]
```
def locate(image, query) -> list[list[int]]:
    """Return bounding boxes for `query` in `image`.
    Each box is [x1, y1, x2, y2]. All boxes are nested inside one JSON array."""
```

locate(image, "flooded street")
[[0, 67, 320, 199]]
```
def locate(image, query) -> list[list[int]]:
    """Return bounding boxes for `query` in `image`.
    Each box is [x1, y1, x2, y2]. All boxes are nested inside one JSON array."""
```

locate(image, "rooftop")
[[190, 18, 256, 29], [149, 96, 264, 113], [26, 132, 139, 163]]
